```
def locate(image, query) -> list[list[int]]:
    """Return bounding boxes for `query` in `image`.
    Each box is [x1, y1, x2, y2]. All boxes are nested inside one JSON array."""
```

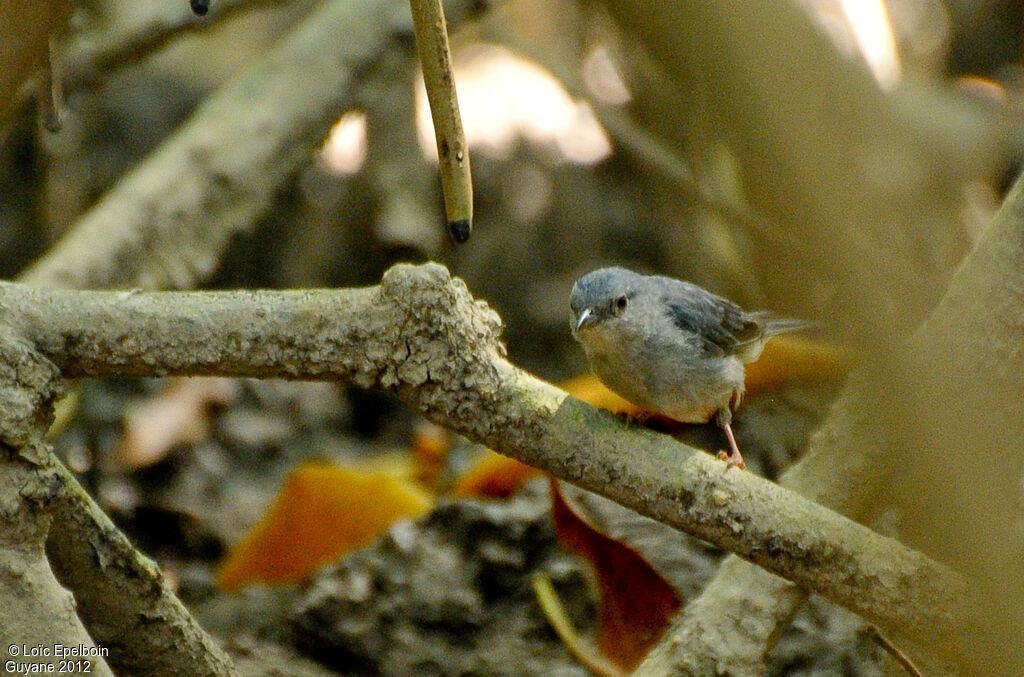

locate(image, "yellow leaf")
[[561, 374, 642, 416], [744, 334, 852, 396]]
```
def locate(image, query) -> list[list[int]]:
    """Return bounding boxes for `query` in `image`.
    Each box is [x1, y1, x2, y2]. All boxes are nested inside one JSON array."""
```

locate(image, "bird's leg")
[[717, 421, 746, 469], [714, 407, 746, 470]]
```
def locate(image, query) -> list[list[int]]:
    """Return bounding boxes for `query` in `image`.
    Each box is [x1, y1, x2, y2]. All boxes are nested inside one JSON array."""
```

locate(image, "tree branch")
[[20, 0, 484, 291], [1, 444, 115, 677], [7, 0, 487, 667], [0, 265, 970, 649], [60, 0, 301, 93], [0, 320, 237, 674], [44, 457, 237, 675]]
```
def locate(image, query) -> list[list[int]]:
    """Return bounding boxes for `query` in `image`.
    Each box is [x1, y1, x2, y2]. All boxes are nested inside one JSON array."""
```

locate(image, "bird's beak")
[[574, 307, 594, 333]]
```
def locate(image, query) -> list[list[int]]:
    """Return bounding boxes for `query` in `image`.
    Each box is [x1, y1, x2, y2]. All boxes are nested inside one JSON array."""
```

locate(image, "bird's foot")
[[717, 448, 746, 470]]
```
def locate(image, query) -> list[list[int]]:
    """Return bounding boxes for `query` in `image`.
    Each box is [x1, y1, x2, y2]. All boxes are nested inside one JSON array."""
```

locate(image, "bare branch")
[[20, 0, 483, 291], [60, 0, 301, 92], [0, 326, 235, 674], [0, 264, 970, 649], [44, 459, 237, 675], [1, 444, 115, 677]]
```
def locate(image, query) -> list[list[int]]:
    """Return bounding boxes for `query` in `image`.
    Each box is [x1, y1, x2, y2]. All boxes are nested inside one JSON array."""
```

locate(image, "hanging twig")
[[408, 0, 473, 242], [864, 626, 924, 677], [41, 36, 64, 132]]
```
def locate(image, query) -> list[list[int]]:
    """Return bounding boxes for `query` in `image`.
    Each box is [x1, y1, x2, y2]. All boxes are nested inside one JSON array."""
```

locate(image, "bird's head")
[[569, 267, 641, 339]]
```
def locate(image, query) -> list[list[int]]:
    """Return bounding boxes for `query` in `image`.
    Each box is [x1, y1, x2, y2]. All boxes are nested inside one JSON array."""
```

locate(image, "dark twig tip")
[[448, 219, 472, 243]]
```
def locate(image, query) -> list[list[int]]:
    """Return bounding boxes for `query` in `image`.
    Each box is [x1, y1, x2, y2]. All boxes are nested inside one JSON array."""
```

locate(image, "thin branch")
[[409, 0, 473, 241], [41, 36, 63, 132], [865, 627, 924, 677], [60, 0, 298, 92], [21, 0, 485, 291], [0, 264, 969, 649]]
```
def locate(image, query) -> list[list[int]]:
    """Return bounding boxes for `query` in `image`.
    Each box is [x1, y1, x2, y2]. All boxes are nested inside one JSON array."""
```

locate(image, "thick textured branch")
[[0, 327, 234, 674], [44, 457, 237, 675], [2, 264, 967, 647], [1, 448, 115, 677]]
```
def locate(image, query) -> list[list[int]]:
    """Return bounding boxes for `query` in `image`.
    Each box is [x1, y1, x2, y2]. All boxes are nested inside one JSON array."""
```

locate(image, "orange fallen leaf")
[[216, 460, 433, 592], [450, 451, 541, 498], [550, 479, 681, 670]]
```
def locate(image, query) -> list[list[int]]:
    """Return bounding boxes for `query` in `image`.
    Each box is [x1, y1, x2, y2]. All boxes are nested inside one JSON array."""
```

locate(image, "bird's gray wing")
[[662, 281, 760, 358]]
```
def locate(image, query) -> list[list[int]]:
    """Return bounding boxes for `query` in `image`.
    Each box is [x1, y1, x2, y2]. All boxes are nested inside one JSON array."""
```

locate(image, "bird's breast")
[[583, 327, 744, 423]]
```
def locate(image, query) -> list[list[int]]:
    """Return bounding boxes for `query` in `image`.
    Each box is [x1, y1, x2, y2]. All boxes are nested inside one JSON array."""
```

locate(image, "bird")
[[569, 266, 807, 469]]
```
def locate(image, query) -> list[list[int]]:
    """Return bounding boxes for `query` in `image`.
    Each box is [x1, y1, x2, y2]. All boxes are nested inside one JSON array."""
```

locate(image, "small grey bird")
[[569, 267, 806, 469]]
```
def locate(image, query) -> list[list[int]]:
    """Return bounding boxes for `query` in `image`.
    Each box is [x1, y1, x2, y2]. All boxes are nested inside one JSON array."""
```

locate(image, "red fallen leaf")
[[550, 478, 681, 671], [216, 460, 432, 592]]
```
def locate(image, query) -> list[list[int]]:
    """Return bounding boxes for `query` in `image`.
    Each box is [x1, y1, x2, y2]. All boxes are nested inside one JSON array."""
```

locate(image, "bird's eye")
[[614, 295, 628, 313]]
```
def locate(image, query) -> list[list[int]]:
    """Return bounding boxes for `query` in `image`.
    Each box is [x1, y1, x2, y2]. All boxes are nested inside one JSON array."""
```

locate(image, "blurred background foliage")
[[3, 1, 1024, 672], [1, 0, 1018, 380]]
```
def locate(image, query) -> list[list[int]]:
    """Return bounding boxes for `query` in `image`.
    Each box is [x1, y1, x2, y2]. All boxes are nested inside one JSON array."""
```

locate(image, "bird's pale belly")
[[586, 346, 739, 424]]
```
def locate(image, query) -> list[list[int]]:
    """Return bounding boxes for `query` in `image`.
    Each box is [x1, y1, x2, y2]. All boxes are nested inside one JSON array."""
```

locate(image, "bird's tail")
[[757, 313, 812, 338], [733, 312, 810, 363]]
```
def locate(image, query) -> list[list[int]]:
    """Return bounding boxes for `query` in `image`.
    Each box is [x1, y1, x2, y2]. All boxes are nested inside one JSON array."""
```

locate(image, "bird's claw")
[[717, 449, 746, 470]]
